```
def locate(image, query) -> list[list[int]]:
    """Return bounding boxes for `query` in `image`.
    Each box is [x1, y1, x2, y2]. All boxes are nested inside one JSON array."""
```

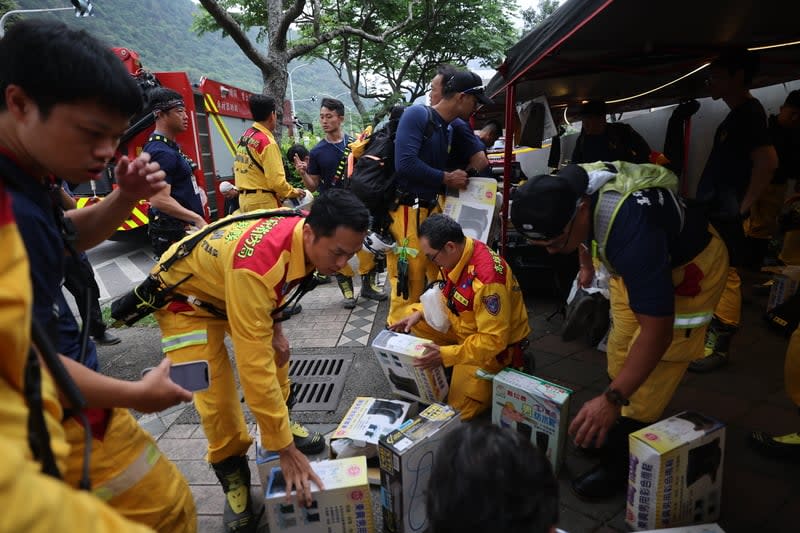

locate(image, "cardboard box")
[[331, 397, 413, 447], [491, 368, 572, 473], [627, 411, 726, 531], [265, 456, 374, 533], [371, 330, 449, 403], [378, 403, 461, 533], [767, 266, 800, 311], [637, 524, 725, 533]]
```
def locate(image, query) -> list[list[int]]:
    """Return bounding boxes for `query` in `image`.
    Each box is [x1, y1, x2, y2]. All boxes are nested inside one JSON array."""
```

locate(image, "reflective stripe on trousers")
[[162, 329, 208, 352]]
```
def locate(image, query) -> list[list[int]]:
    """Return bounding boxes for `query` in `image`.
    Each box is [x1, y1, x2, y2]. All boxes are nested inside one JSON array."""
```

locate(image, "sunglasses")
[[461, 85, 485, 95]]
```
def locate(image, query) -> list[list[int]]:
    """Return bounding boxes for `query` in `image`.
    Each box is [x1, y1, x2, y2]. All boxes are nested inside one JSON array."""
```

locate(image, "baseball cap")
[[579, 100, 607, 116], [219, 181, 236, 193], [444, 71, 493, 106], [784, 90, 800, 109], [510, 165, 589, 240]]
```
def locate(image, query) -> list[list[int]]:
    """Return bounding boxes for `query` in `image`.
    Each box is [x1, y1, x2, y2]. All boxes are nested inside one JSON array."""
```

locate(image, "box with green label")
[[491, 368, 572, 473], [627, 411, 725, 531]]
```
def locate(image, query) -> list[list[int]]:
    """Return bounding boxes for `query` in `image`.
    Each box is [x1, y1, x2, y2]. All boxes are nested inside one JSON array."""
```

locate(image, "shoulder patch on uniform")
[[482, 293, 501, 315]]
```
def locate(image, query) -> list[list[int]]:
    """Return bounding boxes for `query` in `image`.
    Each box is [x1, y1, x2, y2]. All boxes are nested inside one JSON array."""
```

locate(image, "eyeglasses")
[[426, 248, 443, 262], [461, 85, 485, 95]]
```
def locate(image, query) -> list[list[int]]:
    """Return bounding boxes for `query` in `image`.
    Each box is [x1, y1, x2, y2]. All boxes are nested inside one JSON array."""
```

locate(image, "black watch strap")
[[604, 386, 630, 406]]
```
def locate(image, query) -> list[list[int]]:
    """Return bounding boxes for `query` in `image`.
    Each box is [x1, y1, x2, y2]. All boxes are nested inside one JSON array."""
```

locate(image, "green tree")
[[194, 0, 419, 137], [307, 0, 517, 120], [521, 0, 560, 35]]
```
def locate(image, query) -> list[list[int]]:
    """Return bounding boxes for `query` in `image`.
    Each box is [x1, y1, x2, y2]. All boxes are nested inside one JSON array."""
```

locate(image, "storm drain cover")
[[288, 354, 353, 411]]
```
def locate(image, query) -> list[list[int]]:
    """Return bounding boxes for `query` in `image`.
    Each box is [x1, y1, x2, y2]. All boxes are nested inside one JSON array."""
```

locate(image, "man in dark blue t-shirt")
[[296, 98, 387, 307], [511, 163, 728, 501], [144, 88, 206, 257], [387, 69, 490, 324]]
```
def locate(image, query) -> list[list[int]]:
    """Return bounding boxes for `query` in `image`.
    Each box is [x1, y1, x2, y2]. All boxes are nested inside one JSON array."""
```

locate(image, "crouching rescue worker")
[[511, 162, 728, 500], [151, 190, 370, 531], [389, 214, 530, 420]]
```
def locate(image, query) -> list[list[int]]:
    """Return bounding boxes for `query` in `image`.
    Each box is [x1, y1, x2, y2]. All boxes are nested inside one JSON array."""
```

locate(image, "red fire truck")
[[72, 47, 270, 234]]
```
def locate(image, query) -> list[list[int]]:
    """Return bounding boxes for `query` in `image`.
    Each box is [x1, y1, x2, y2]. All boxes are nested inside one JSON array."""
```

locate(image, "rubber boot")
[[688, 317, 737, 373], [360, 270, 388, 301], [335, 274, 357, 309], [211, 455, 257, 533]]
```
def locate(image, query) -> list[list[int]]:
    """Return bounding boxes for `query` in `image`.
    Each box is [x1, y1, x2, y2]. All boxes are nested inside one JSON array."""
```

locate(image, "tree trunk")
[[262, 51, 289, 142]]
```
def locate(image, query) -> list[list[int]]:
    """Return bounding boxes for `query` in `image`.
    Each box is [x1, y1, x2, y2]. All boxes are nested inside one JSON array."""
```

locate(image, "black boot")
[[211, 455, 257, 533], [571, 417, 647, 501], [360, 270, 388, 301], [335, 274, 357, 309], [688, 317, 737, 373]]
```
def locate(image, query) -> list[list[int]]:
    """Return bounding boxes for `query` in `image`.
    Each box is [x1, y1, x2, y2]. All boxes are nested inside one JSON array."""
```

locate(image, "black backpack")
[[350, 105, 436, 217]]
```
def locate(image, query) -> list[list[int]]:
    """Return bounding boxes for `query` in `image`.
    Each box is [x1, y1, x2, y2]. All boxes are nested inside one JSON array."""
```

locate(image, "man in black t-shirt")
[[571, 100, 651, 165], [690, 49, 778, 373]]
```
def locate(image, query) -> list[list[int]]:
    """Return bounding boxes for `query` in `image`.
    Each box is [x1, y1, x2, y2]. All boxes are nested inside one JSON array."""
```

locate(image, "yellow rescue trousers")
[[607, 229, 728, 423], [713, 267, 742, 327], [155, 310, 290, 463], [386, 203, 441, 325], [338, 249, 376, 278], [785, 327, 800, 408], [745, 183, 787, 239], [237, 190, 280, 213], [63, 408, 196, 533]]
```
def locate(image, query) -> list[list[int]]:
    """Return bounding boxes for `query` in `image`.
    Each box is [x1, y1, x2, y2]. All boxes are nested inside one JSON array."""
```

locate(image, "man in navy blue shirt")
[[511, 163, 728, 500], [296, 98, 386, 306], [387, 69, 491, 324], [145, 87, 207, 257]]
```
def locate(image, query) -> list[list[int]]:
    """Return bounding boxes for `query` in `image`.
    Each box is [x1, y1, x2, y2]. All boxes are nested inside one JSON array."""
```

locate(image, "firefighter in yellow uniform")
[[511, 163, 728, 501], [234, 94, 303, 212], [151, 190, 369, 532], [389, 215, 530, 420], [0, 181, 153, 532]]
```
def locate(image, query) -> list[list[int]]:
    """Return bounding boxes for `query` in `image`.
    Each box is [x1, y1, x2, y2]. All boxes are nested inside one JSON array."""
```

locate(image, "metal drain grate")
[[288, 354, 353, 411]]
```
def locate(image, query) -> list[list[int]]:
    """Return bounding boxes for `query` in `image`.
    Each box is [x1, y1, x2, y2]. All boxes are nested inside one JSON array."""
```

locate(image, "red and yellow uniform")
[[155, 215, 314, 459], [410, 238, 530, 419], [0, 183, 153, 533], [234, 122, 301, 212]]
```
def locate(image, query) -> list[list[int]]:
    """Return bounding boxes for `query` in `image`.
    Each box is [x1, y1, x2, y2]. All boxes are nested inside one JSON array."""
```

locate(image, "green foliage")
[[521, 0, 560, 35], [14, 0, 264, 91]]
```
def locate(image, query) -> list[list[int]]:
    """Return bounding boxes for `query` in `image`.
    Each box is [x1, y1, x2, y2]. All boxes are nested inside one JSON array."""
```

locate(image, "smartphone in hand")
[[141, 360, 210, 392]]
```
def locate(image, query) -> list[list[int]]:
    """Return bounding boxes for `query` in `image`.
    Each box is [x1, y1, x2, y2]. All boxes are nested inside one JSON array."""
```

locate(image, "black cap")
[[785, 90, 800, 109], [579, 100, 607, 116], [444, 71, 493, 106], [510, 165, 589, 240]]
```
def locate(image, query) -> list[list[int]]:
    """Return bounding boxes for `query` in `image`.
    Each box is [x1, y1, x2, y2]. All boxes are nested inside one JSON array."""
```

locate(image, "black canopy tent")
[[484, 0, 800, 255]]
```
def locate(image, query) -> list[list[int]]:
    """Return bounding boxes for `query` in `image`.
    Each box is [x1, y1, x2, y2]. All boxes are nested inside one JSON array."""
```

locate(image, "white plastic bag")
[[421, 284, 450, 333]]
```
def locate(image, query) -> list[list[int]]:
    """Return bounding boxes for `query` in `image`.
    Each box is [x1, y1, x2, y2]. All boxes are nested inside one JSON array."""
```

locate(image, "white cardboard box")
[[264, 456, 374, 533], [627, 411, 726, 531], [371, 330, 449, 403], [637, 524, 725, 533], [331, 397, 413, 446], [767, 268, 800, 311], [491, 368, 572, 473], [378, 403, 461, 533]]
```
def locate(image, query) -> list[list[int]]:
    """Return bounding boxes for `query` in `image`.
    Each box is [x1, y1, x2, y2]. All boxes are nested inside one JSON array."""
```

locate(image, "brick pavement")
[[129, 271, 799, 533]]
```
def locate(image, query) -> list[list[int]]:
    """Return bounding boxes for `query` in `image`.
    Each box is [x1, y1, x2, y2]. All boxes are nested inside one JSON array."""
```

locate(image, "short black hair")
[[286, 143, 309, 162], [146, 87, 184, 115], [419, 214, 465, 249], [249, 94, 277, 121], [0, 20, 142, 118], [711, 48, 760, 86], [427, 424, 559, 533], [306, 189, 370, 238], [320, 98, 345, 116]]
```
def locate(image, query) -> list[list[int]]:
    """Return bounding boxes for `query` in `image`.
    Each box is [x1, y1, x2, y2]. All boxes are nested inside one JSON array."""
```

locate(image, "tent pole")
[[500, 83, 516, 259]]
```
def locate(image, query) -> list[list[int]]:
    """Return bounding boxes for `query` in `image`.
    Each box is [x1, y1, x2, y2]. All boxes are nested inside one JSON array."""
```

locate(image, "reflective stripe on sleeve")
[[161, 329, 208, 352], [93, 443, 161, 502]]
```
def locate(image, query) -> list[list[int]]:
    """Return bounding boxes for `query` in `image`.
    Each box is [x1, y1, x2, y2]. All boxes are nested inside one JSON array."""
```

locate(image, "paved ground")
[[95, 267, 800, 533]]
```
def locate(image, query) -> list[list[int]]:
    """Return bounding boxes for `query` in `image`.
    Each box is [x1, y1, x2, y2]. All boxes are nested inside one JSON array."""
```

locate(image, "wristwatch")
[[604, 386, 630, 407]]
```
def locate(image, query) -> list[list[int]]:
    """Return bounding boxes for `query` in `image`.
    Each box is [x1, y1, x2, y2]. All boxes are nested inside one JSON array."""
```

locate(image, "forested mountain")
[[12, 0, 349, 123]]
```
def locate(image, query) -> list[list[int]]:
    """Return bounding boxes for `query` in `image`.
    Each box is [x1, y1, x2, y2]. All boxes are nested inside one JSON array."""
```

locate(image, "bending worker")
[[151, 190, 370, 532], [511, 162, 728, 500], [389, 214, 530, 420]]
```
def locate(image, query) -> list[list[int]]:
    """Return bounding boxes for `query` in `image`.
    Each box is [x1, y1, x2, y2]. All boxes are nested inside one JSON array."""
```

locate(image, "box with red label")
[[627, 411, 725, 531], [491, 368, 572, 473], [371, 330, 449, 403], [264, 456, 373, 533], [378, 403, 461, 533]]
